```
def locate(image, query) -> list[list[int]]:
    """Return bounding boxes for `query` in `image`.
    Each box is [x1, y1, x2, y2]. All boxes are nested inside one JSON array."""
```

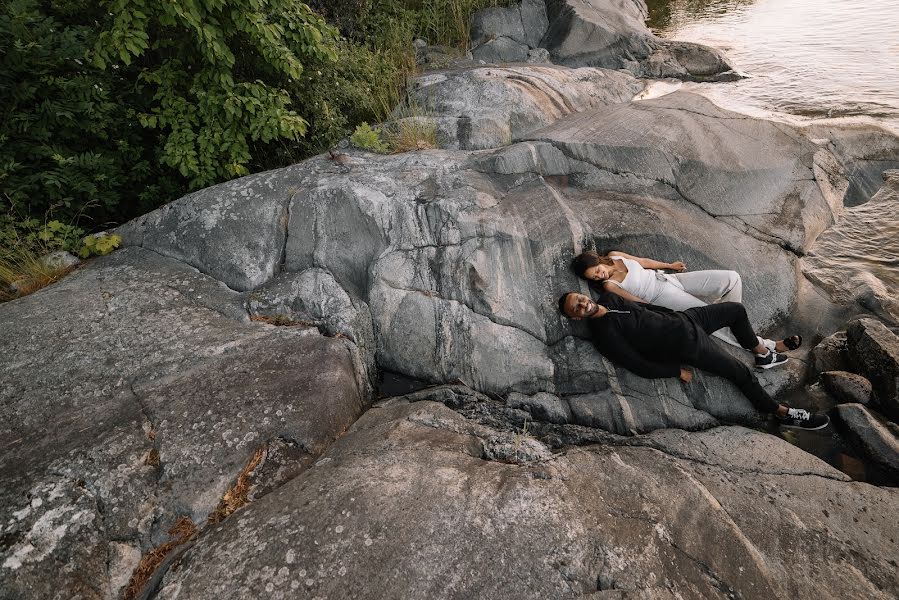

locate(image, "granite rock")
[[153, 400, 897, 600]]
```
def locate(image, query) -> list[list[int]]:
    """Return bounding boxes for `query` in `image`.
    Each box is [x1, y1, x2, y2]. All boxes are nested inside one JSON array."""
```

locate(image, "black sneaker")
[[778, 408, 830, 431], [755, 350, 788, 369]]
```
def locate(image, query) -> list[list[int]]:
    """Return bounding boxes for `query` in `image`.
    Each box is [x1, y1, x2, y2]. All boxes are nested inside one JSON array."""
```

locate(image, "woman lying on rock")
[[572, 250, 802, 354], [558, 291, 829, 431]]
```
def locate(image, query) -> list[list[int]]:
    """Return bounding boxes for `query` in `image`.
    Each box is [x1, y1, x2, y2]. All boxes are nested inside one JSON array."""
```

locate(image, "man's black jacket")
[[587, 293, 703, 379]]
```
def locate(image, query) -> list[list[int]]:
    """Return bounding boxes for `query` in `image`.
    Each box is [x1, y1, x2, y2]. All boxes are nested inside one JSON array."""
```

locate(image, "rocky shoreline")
[[2, 1, 898, 598]]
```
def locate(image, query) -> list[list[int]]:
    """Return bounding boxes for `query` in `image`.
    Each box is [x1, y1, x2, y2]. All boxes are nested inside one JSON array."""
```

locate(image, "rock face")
[[117, 135, 821, 435], [470, 0, 549, 63], [846, 318, 899, 419], [836, 404, 899, 477], [407, 64, 644, 150], [151, 398, 897, 599], [821, 371, 873, 404], [525, 91, 845, 253], [0, 250, 368, 599], [5, 2, 899, 597]]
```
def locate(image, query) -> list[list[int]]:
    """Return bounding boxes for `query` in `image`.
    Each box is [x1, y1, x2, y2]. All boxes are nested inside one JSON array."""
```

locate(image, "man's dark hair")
[[558, 292, 574, 315]]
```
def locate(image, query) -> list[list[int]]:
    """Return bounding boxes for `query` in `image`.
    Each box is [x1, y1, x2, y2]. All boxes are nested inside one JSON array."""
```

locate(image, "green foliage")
[[350, 123, 390, 153], [0, 0, 171, 225], [92, 0, 340, 188], [0, 213, 85, 256], [1, 0, 517, 235], [78, 233, 121, 258]]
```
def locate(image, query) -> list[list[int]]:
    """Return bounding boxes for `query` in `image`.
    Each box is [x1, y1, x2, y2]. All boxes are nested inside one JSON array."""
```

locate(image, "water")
[[645, 0, 899, 133]]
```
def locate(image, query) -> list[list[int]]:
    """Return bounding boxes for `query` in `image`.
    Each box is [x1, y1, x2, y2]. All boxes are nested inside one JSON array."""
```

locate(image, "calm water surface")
[[646, 0, 899, 131]]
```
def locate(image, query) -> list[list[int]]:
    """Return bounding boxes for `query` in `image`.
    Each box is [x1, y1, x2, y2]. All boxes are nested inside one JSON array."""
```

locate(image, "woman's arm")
[[608, 250, 685, 272], [602, 281, 648, 303]]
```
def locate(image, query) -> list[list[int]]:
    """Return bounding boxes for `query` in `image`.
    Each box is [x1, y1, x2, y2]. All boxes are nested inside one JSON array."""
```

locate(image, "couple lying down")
[[559, 250, 829, 431]]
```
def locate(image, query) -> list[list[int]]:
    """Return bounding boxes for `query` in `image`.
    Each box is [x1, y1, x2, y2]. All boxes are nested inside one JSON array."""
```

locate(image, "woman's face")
[[584, 263, 612, 281]]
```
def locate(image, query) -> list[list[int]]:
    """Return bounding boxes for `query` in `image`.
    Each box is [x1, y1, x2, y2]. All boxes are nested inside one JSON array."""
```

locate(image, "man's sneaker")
[[755, 350, 788, 369], [778, 408, 830, 431]]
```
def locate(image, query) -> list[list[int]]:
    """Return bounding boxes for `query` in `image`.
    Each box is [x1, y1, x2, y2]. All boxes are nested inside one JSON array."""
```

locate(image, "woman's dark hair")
[[558, 292, 574, 315], [572, 251, 615, 278]]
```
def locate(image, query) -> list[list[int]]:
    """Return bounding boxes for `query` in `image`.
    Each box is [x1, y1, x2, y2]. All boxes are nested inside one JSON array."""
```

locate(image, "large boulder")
[[115, 140, 820, 434], [407, 64, 643, 150], [470, 0, 549, 63], [151, 399, 897, 599], [0, 249, 369, 599], [802, 171, 899, 325], [846, 317, 899, 419], [541, 0, 737, 80]]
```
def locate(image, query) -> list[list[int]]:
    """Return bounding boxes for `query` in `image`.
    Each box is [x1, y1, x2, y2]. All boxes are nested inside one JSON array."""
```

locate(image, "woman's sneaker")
[[778, 408, 830, 431], [755, 350, 788, 369]]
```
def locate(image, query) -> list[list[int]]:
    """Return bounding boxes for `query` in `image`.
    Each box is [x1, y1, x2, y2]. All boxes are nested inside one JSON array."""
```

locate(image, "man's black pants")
[[681, 302, 780, 414]]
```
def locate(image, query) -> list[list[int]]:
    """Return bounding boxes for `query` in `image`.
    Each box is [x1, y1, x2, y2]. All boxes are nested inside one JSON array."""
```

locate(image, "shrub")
[[93, 0, 340, 189], [351, 123, 390, 153], [0, 0, 173, 226]]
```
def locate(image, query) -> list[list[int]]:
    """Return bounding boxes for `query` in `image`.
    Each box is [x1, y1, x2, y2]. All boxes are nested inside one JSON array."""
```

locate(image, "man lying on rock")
[[558, 291, 830, 430]]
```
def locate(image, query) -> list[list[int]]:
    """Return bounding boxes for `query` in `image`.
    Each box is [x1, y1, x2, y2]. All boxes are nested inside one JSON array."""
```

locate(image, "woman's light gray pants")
[[652, 270, 777, 351]]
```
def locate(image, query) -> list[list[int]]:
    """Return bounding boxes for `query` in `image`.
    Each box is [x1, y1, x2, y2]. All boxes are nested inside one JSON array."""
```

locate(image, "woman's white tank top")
[[609, 256, 672, 302]]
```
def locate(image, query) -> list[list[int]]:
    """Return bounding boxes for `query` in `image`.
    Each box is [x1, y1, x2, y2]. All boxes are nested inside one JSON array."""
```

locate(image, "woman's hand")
[[679, 368, 693, 383], [668, 261, 687, 272]]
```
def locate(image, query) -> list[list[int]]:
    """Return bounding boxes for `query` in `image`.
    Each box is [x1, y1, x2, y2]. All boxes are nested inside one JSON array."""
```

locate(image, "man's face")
[[564, 293, 601, 319]]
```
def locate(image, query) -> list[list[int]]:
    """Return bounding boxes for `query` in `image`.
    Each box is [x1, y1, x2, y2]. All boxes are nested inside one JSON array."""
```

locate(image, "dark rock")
[[847, 317, 899, 418], [836, 404, 899, 477], [543, 0, 655, 68], [821, 371, 872, 404], [812, 330, 850, 373], [507, 391, 573, 424], [471, 0, 547, 49], [541, 0, 737, 80]]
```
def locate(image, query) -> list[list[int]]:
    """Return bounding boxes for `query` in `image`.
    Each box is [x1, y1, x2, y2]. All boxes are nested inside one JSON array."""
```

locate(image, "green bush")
[[0, 0, 515, 237], [351, 123, 390, 153], [93, 0, 340, 188], [0, 0, 174, 227]]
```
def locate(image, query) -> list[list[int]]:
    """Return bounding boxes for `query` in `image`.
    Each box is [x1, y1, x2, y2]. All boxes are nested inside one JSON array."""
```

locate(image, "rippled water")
[[646, 0, 899, 132]]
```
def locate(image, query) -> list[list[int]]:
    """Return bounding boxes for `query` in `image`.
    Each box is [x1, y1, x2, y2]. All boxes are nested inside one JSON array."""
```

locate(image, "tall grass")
[[0, 245, 76, 302], [410, 0, 514, 49]]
